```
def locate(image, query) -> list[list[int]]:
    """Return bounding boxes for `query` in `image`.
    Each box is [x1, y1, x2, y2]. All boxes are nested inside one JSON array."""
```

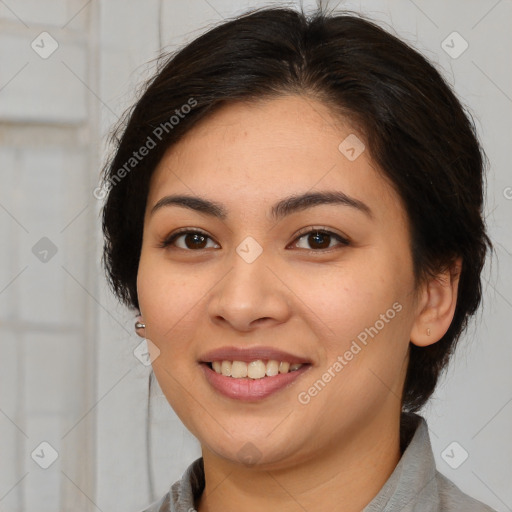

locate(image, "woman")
[[100, 6, 496, 512]]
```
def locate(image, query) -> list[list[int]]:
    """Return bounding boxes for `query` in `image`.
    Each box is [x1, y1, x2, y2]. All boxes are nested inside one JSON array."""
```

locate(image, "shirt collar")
[[363, 413, 440, 512]]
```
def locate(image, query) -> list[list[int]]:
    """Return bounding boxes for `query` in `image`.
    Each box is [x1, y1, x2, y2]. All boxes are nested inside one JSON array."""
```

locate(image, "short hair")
[[100, 6, 492, 412]]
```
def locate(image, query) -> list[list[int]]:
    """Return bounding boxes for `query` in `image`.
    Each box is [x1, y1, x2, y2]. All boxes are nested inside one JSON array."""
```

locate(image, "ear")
[[410, 257, 462, 347]]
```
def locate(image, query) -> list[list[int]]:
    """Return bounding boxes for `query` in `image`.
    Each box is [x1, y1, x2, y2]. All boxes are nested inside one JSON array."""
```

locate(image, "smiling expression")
[[136, 94, 422, 469]]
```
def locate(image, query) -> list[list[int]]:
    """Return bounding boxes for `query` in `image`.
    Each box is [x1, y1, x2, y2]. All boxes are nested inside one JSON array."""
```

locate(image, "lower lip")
[[200, 363, 310, 401]]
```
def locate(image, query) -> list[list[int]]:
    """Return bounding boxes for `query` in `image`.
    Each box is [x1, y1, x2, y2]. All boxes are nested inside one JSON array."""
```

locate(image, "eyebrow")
[[150, 190, 373, 221]]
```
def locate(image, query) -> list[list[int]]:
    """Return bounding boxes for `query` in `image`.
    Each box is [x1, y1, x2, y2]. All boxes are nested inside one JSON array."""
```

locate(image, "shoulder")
[[135, 492, 171, 512], [436, 470, 497, 512], [134, 457, 204, 512]]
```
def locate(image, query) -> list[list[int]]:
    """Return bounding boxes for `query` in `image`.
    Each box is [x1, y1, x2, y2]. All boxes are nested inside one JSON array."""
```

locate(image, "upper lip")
[[199, 346, 312, 364]]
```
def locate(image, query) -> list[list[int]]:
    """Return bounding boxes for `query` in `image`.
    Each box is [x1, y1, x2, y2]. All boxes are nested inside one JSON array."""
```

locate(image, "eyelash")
[[158, 227, 350, 253]]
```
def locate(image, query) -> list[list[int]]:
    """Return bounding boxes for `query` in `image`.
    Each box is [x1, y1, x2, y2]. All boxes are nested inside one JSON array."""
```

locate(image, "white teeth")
[[210, 359, 304, 378], [248, 360, 266, 379], [221, 360, 232, 377], [266, 360, 279, 376], [231, 360, 248, 378], [279, 361, 290, 374]]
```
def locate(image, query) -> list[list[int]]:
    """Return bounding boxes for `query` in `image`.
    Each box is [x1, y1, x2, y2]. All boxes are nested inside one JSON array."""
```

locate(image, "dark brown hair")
[[100, 6, 492, 412]]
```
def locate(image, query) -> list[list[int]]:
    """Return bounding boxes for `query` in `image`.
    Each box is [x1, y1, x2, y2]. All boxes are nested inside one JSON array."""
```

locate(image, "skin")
[[136, 95, 460, 512]]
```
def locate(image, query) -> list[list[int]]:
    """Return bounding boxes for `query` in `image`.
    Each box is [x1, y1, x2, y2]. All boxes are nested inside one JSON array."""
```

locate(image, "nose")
[[207, 249, 291, 332]]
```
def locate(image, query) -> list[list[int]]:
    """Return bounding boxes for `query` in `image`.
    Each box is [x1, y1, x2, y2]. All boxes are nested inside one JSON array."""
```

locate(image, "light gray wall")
[[0, 1, 510, 511]]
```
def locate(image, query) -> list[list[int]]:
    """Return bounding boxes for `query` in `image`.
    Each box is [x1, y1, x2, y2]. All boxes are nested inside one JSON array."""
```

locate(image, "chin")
[[199, 428, 311, 470]]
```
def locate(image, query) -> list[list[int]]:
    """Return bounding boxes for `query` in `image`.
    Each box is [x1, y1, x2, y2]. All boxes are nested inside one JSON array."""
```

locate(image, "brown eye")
[[160, 230, 219, 250], [292, 229, 349, 251], [179, 232, 208, 249]]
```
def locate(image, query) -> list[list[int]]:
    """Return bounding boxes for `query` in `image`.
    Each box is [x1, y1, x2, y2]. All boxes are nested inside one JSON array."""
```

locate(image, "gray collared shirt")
[[139, 414, 496, 511]]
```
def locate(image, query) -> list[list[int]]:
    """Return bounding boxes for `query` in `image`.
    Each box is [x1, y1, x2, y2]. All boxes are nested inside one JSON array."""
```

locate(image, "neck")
[[196, 409, 402, 512]]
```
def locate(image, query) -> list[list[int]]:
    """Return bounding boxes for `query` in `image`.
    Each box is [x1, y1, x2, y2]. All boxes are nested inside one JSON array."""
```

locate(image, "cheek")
[[136, 254, 201, 351], [137, 249, 198, 306], [137, 257, 201, 415], [290, 263, 397, 341], [297, 264, 412, 393]]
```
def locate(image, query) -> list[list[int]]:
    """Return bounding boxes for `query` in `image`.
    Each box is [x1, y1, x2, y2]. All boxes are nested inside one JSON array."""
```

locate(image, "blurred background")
[[0, 0, 511, 510]]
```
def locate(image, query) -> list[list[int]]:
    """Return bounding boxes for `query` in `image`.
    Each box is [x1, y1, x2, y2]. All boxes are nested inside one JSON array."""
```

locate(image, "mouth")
[[206, 359, 305, 379], [198, 347, 312, 401]]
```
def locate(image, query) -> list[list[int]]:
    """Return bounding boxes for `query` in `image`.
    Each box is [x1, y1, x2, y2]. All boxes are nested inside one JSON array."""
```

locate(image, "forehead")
[[146, 95, 401, 221]]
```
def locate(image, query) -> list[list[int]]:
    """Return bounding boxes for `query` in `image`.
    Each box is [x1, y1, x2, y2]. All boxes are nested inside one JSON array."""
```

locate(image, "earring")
[[426, 328, 431, 336], [135, 314, 145, 332]]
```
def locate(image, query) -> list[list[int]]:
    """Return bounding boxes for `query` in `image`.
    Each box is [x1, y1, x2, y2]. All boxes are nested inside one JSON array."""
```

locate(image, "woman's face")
[[137, 95, 422, 469]]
